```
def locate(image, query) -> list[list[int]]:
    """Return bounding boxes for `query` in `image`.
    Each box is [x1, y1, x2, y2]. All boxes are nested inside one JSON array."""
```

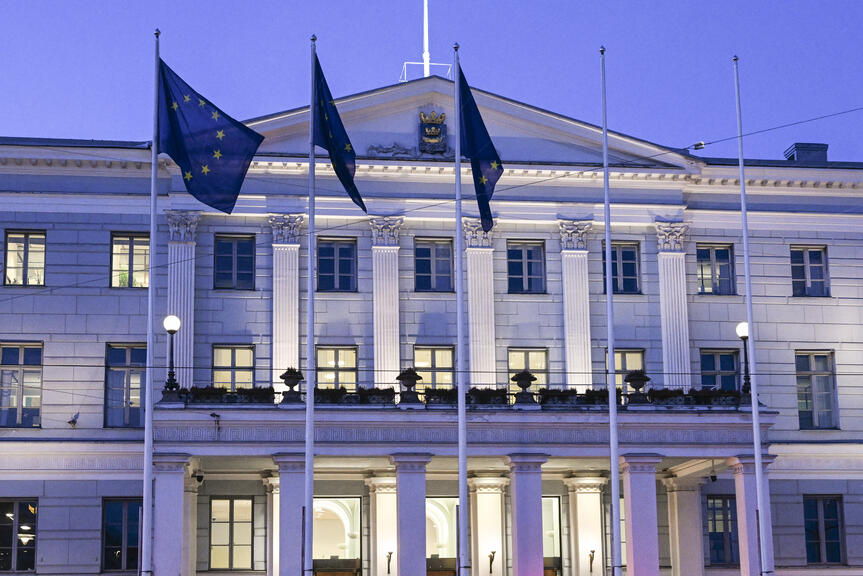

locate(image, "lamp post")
[[736, 321, 750, 394], [163, 315, 181, 389]]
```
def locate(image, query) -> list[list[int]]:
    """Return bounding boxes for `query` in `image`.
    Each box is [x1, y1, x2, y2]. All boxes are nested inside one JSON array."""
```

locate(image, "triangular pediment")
[[246, 76, 698, 171]]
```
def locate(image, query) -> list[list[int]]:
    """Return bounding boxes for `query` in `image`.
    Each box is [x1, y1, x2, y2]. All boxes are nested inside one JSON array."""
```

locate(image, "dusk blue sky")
[[4, 1, 862, 162]]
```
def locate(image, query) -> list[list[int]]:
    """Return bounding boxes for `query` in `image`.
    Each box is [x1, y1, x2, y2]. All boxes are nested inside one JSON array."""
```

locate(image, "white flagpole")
[[600, 46, 623, 576], [303, 33, 318, 576], [453, 43, 470, 576], [141, 27, 160, 576], [733, 55, 774, 576]]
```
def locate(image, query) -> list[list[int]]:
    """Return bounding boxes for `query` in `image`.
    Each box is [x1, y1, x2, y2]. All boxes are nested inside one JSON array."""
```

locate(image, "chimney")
[[784, 142, 828, 163]]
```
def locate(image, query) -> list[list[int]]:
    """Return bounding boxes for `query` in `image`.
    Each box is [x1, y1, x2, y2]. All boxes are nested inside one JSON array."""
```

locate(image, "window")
[[213, 346, 254, 390], [105, 345, 146, 428], [214, 235, 255, 290], [414, 347, 454, 391], [316, 347, 357, 390], [700, 350, 739, 392], [0, 500, 37, 571], [210, 498, 253, 570], [0, 344, 42, 428], [110, 234, 149, 288], [804, 497, 843, 564], [508, 348, 548, 396], [697, 244, 735, 295], [706, 496, 739, 565], [542, 497, 562, 561], [318, 239, 356, 292], [103, 499, 140, 572], [604, 349, 644, 391], [415, 239, 453, 292], [796, 352, 837, 429], [602, 243, 640, 294], [4, 231, 45, 286], [791, 247, 829, 297], [507, 242, 545, 293], [313, 498, 361, 561], [426, 498, 458, 560]]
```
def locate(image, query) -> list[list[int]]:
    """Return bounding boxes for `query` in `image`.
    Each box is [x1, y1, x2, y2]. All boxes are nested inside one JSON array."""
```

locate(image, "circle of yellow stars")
[[170, 93, 227, 182]]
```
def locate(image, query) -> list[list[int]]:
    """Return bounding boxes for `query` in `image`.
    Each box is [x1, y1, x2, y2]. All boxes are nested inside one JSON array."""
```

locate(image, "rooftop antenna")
[[400, 0, 451, 82]]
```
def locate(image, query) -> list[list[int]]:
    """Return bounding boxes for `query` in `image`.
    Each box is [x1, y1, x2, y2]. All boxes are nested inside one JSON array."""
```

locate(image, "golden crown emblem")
[[419, 111, 446, 125]]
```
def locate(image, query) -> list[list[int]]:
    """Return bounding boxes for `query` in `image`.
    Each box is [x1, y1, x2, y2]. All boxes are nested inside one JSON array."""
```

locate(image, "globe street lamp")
[[735, 321, 750, 394], [163, 315, 181, 389]]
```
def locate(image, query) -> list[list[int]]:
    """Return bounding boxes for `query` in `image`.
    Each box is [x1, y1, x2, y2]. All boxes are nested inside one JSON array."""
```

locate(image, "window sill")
[[507, 291, 548, 296], [415, 289, 455, 294], [696, 292, 738, 297], [317, 289, 358, 294], [213, 288, 257, 293], [1, 283, 46, 288], [109, 286, 149, 290], [790, 294, 832, 299]]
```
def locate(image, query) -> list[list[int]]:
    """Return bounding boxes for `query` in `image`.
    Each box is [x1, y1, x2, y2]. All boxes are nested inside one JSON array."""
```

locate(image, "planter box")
[[424, 388, 458, 405], [467, 388, 508, 405]]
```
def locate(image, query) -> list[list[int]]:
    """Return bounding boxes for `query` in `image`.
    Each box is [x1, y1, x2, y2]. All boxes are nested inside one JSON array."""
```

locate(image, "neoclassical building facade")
[[0, 76, 862, 576]]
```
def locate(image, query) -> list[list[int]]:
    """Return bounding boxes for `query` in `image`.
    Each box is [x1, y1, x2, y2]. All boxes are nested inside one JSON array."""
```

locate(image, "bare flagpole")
[[141, 27, 160, 576], [453, 42, 470, 576], [733, 55, 774, 576], [600, 46, 623, 576]]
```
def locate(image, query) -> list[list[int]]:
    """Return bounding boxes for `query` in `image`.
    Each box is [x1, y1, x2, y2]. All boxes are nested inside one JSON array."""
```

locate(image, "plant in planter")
[[647, 387, 685, 405], [424, 387, 458, 405], [511, 370, 537, 405], [187, 386, 227, 404], [686, 388, 741, 406], [467, 387, 508, 405], [396, 368, 422, 404], [236, 386, 276, 404], [315, 387, 347, 405], [624, 370, 651, 404], [279, 368, 304, 404], [358, 386, 396, 405], [537, 388, 580, 406], [581, 387, 623, 405]]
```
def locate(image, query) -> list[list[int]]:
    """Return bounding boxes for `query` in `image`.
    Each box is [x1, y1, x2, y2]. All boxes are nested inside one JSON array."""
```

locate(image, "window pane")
[[211, 500, 230, 522], [233, 499, 252, 522], [435, 349, 452, 368], [415, 349, 431, 368], [210, 546, 229, 569], [233, 545, 252, 569], [214, 348, 232, 367], [233, 522, 252, 545], [235, 348, 253, 367]]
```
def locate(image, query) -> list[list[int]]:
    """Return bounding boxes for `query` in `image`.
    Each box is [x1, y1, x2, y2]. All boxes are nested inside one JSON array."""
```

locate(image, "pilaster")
[[274, 453, 305, 576], [366, 476, 398, 576], [559, 220, 593, 390], [270, 214, 304, 386], [506, 453, 549, 576], [182, 474, 199, 576], [390, 453, 433, 576], [563, 477, 607, 576], [166, 210, 200, 389], [264, 476, 281, 576], [726, 455, 775, 576], [153, 453, 190, 576], [620, 454, 662, 576], [371, 217, 403, 385], [661, 476, 705, 576], [655, 221, 691, 390], [469, 476, 509, 576], [464, 218, 496, 386]]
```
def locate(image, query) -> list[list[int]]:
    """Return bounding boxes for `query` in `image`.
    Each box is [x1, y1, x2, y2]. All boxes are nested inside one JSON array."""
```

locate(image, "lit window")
[[508, 348, 548, 396], [796, 352, 837, 430], [0, 501, 37, 571], [313, 498, 361, 561], [111, 234, 149, 288], [542, 497, 561, 562], [804, 496, 843, 564], [426, 497, 457, 560], [414, 347, 454, 392], [105, 345, 146, 427], [209, 498, 253, 570], [0, 344, 42, 428], [316, 347, 357, 391], [791, 247, 829, 297], [700, 350, 738, 392], [214, 235, 255, 290], [507, 242, 545, 293], [602, 243, 640, 294], [697, 244, 735, 295], [103, 499, 141, 572], [604, 349, 644, 391], [415, 239, 453, 292], [706, 496, 739, 565], [318, 239, 356, 292], [4, 231, 45, 286], [213, 346, 254, 390]]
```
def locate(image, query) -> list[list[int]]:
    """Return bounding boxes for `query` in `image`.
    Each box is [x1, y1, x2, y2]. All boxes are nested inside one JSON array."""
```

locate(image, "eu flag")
[[158, 60, 264, 213], [313, 54, 367, 212], [458, 66, 503, 232]]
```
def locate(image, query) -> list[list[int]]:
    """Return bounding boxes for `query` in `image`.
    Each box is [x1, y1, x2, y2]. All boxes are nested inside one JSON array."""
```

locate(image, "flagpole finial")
[[453, 42, 459, 52], [311, 34, 317, 43], [154, 28, 160, 38], [733, 55, 739, 63], [600, 46, 606, 55]]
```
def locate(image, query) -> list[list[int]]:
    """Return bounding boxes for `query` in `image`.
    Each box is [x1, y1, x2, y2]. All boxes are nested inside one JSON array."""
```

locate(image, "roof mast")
[[400, 1, 451, 81]]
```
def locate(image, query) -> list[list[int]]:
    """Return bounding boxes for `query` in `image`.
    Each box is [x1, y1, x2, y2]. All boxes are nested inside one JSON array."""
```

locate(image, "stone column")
[[153, 453, 190, 576], [563, 477, 607, 576], [371, 217, 403, 386], [274, 453, 305, 576], [464, 219, 497, 386], [264, 476, 281, 576], [390, 453, 433, 576], [662, 476, 704, 576], [559, 220, 593, 391], [183, 473, 199, 576], [469, 476, 509, 576], [506, 453, 548, 576], [655, 221, 691, 390], [727, 456, 775, 576], [620, 454, 662, 576], [366, 476, 398, 576], [166, 211, 200, 389], [270, 215, 304, 389]]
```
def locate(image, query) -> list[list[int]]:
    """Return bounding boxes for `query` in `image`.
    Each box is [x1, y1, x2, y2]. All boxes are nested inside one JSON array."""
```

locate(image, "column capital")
[[365, 475, 397, 493], [661, 475, 705, 492], [563, 476, 607, 494], [153, 453, 191, 473], [263, 476, 280, 493], [620, 453, 663, 474], [725, 454, 776, 475], [463, 218, 494, 247], [505, 453, 549, 473], [184, 474, 200, 493], [389, 452, 433, 471], [558, 219, 593, 250], [273, 452, 306, 472], [468, 475, 510, 493], [165, 210, 200, 242], [655, 220, 688, 252], [369, 216, 403, 246], [269, 213, 304, 244]]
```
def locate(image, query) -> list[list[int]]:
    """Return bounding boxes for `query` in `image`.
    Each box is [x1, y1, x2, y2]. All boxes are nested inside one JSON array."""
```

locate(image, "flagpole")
[[141, 27, 160, 576], [453, 43, 470, 576], [733, 55, 774, 576], [303, 33, 318, 576], [600, 46, 623, 576]]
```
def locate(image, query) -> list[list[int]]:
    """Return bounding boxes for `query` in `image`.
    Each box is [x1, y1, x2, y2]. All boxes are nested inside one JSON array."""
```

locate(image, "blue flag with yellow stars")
[[158, 59, 264, 213], [312, 54, 367, 212], [458, 65, 503, 232]]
